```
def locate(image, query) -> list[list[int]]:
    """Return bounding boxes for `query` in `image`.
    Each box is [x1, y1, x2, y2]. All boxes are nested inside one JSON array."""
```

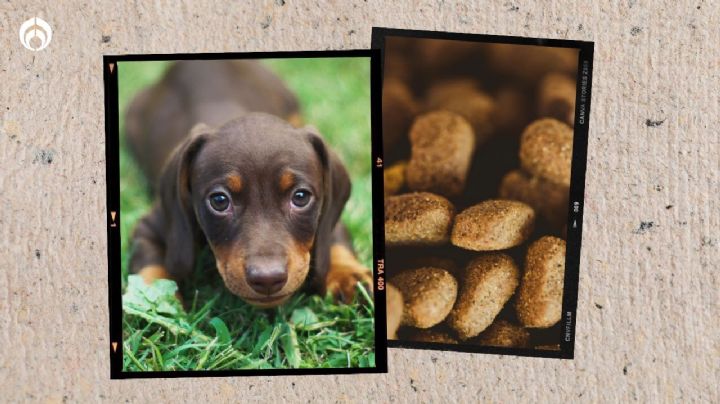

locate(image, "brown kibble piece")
[[447, 253, 520, 339], [385, 192, 455, 246], [406, 111, 476, 197], [384, 161, 407, 196], [382, 79, 418, 152], [384, 251, 457, 278], [391, 267, 458, 328], [424, 79, 481, 110], [499, 169, 569, 229], [474, 319, 530, 348], [427, 91, 496, 144], [451, 200, 535, 251], [538, 73, 576, 125], [516, 236, 566, 328], [519, 118, 573, 187], [403, 256, 458, 274], [386, 283, 404, 339], [407, 329, 458, 344]]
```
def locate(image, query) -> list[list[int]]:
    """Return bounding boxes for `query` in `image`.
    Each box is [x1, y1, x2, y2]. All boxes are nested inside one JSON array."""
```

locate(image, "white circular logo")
[[19, 17, 52, 51]]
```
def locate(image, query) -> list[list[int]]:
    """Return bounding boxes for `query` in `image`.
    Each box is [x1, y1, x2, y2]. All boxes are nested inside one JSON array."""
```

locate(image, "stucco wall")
[[0, 1, 717, 402]]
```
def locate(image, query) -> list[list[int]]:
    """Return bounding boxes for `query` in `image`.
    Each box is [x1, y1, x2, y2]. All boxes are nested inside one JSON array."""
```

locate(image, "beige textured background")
[[0, 0, 717, 402]]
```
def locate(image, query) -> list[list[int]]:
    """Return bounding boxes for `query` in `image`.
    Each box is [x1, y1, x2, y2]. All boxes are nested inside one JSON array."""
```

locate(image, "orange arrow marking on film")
[[110, 211, 117, 227], [109, 63, 115, 73], [112, 342, 118, 352]]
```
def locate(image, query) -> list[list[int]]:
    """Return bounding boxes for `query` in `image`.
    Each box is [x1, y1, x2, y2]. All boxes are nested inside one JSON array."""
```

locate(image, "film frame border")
[[371, 27, 595, 360], [103, 49, 388, 379]]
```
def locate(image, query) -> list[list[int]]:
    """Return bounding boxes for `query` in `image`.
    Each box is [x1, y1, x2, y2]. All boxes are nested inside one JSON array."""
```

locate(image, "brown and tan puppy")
[[125, 60, 371, 307]]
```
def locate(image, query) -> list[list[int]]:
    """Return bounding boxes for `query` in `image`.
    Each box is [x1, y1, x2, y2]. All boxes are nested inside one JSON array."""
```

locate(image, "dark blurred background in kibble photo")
[[382, 36, 578, 352]]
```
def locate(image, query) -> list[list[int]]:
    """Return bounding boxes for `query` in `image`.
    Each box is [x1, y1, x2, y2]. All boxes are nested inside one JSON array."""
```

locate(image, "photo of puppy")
[[108, 54, 381, 374], [125, 60, 370, 307]]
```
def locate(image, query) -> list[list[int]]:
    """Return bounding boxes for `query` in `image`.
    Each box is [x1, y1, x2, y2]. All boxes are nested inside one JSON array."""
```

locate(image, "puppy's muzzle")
[[245, 258, 288, 295]]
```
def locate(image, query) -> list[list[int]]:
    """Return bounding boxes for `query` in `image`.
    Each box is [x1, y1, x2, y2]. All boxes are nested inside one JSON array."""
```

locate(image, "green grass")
[[117, 58, 374, 371]]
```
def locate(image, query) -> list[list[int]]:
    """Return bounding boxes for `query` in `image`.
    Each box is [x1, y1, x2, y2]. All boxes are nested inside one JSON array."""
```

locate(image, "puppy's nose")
[[246, 261, 288, 295]]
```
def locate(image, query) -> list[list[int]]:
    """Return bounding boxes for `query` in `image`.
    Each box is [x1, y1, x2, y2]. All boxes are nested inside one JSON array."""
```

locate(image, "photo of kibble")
[[375, 29, 593, 358]]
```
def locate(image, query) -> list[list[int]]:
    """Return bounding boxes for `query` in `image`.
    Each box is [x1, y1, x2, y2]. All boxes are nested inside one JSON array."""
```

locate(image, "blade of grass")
[[123, 342, 146, 371], [264, 323, 282, 358], [143, 336, 165, 370], [298, 320, 338, 331], [280, 322, 301, 368], [355, 283, 374, 310], [195, 338, 217, 370], [208, 317, 232, 345], [123, 305, 191, 336]]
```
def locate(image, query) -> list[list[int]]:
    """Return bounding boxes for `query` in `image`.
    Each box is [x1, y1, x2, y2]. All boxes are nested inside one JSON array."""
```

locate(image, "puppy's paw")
[[325, 245, 373, 304], [325, 263, 373, 304]]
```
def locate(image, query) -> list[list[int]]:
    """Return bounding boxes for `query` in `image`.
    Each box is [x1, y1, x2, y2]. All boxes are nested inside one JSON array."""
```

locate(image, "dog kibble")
[[538, 73, 576, 125], [386, 283, 404, 339], [381, 37, 578, 350], [384, 160, 407, 196], [403, 256, 458, 274], [516, 236, 566, 328], [447, 253, 520, 339], [519, 118, 573, 187], [406, 111, 476, 197], [382, 79, 418, 151], [499, 169, 568, 229], [391, 267, 458, 328], [427, 91, 496, 144], [451, 200, 535, 251], [424, 79, 481, 108], [385, 192, 455, 246], [473, 319, 530, 348], [407, 329, 458, 344]]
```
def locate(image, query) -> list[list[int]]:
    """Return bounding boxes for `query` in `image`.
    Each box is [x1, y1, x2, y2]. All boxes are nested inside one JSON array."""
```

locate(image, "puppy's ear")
[[158, 123, 214, 279], [305, 128, 351, 287]]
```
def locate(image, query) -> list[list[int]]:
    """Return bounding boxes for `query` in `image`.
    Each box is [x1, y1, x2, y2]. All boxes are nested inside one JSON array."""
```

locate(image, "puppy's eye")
[[208, 192, 230, 212], [291, 189, 312, 208]]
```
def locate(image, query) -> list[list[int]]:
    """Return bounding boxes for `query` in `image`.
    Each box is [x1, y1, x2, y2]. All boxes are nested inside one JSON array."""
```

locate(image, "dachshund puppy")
[[125, 60, 372, 307]]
